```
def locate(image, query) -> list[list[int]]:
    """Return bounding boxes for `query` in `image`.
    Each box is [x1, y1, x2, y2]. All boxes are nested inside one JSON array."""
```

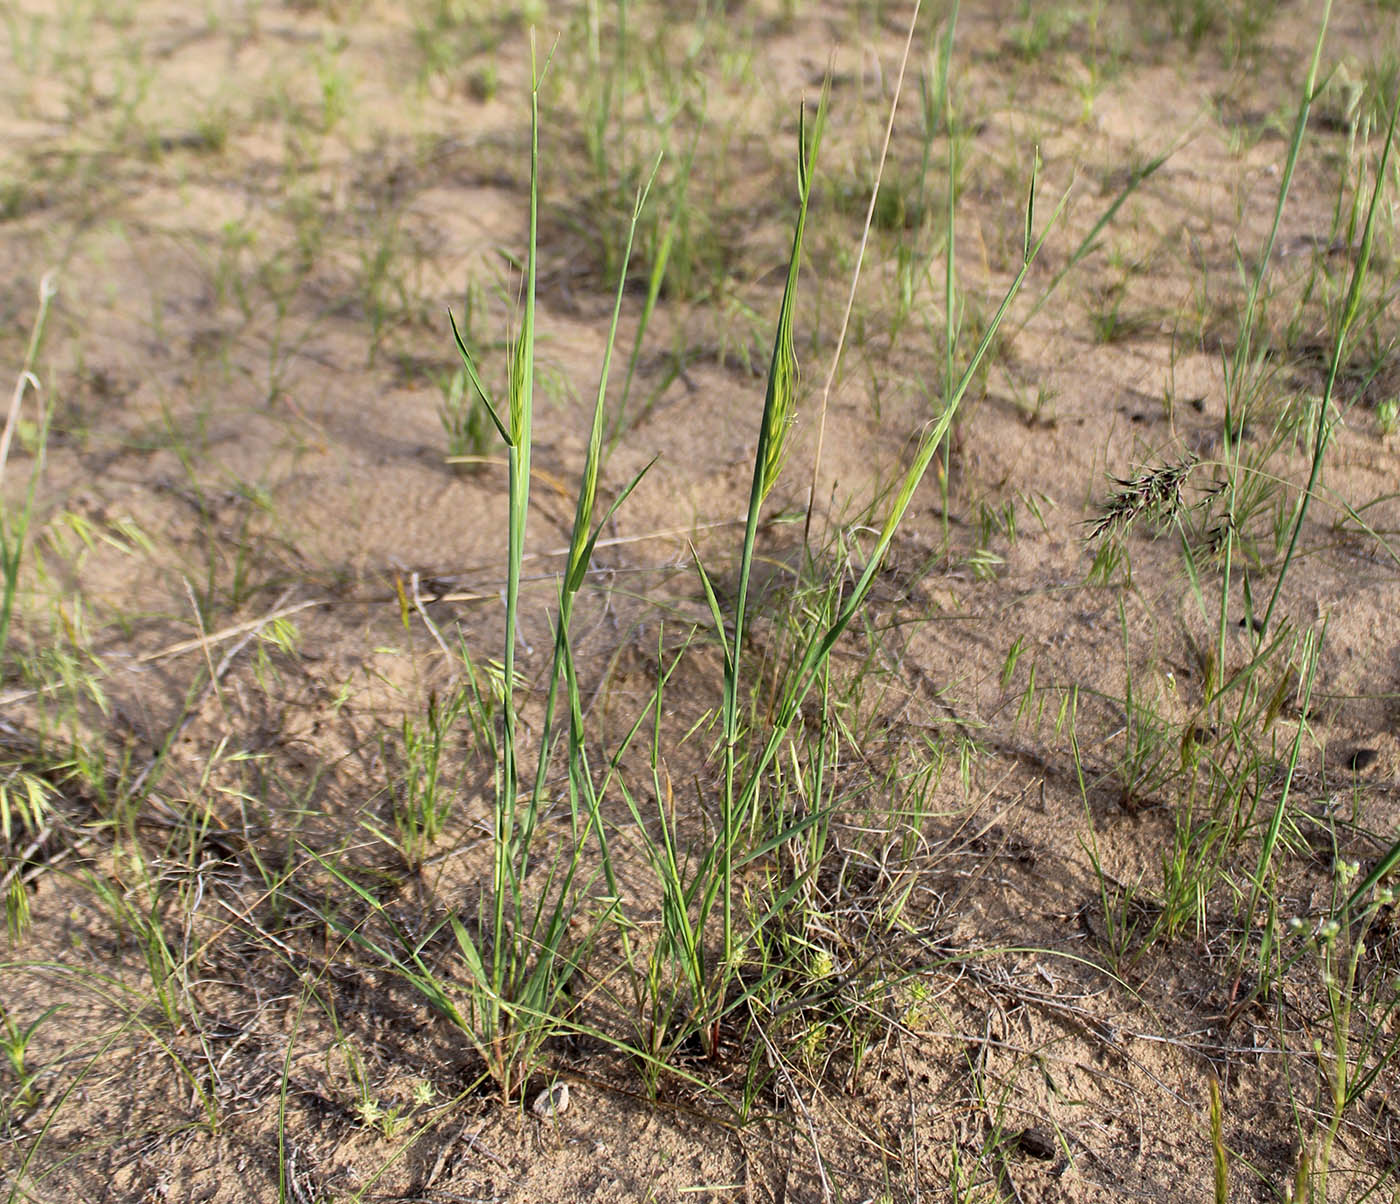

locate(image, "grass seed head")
[[760, 310, 798, 502], [1088, 455, 1199, 542]]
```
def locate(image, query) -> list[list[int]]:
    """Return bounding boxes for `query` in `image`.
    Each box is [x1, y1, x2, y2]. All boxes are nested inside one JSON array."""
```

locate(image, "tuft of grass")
[[1258, 77, 1400, 637], [1278, 855, 1400, 1203], [311, 8, 1067, 1111], [1076, 4, 1400, 989], [367, 686, 472, 873], [0, 1000, 60, 1118], [322, 38, 661, 1102]]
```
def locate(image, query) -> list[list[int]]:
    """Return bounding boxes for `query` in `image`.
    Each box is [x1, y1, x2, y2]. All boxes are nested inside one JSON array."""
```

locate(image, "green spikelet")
[[761, 290, 798, 501], [758, 90, 828, 502]]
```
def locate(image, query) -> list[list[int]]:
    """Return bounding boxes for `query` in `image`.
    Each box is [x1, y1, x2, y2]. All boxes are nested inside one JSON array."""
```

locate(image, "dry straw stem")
[[0, 271, 57, 669], [0, 272, 57, 495], [804, 0, 925, 547]]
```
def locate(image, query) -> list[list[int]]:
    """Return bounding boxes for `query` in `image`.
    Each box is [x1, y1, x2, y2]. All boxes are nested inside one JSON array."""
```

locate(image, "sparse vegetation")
[[2, 1, 1400, 1201]]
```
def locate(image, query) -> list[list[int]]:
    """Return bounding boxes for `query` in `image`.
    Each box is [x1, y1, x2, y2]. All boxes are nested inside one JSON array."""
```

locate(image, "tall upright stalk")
[[492, 38, 542, 1006], [1215, 0, 1331, 666], [716, 94, 827, 970], [682, 144, 1062, 1058], [426, 35, 660, 1098], [528, 155, 662, 844]]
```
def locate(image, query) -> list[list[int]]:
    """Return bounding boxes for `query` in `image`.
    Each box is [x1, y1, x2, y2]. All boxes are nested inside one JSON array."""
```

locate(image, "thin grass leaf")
[[449, 913, 490, 990], [570, 456, 657, 594], [732, 806, 831, 871], [1246, 621, 1323, 974], [608, 221, 674, 448], [524, 157, 659, 854], [690, 546, 733, 668], [1260, 77, 1400, 636], [734, 164, 1066, 828], [1016, 141, 1178, 332], [448, 310, 511, 446], [563, 159, 663, 590], [1209, 1074, 1229, 1204]]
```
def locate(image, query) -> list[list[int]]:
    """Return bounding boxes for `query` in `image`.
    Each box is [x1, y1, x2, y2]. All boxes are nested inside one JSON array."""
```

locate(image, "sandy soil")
[[2, 0, 1399, 1201]]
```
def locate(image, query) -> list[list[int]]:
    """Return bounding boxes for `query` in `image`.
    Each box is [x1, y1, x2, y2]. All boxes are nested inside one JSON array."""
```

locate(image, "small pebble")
[[531, 1082, 570, 1119]]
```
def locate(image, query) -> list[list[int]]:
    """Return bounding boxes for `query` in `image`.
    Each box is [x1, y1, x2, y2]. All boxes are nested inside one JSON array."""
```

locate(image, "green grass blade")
[[448, 309, 511, 446], [1260, 78, 1399, 637], [1246, 622, 1322, 973]]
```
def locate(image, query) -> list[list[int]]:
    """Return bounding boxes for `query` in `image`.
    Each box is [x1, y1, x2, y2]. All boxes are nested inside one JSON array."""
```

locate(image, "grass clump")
[[311, 13, 1063, 1107], [318, 41, 636, 1103]]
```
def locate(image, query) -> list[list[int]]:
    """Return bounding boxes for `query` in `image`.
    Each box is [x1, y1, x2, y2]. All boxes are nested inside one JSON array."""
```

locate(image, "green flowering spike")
[[757, 91, 828, 503], [508, 329, 531, 446], [760, 294, 798, 502]]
